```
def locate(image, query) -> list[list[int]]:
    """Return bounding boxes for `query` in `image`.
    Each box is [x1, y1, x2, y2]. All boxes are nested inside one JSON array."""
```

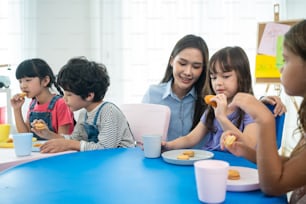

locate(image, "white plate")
[[32, 141, 47, 152], [227, 166, 260, 192], [161, 149, 214, 165]]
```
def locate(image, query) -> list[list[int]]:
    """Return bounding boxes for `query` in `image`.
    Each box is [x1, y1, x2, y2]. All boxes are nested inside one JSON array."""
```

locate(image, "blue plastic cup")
[[12, 133, 33, 157]]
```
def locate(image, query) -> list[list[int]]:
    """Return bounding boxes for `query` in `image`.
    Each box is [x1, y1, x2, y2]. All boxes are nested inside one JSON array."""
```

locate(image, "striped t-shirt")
[[66, 102, 135, 151]]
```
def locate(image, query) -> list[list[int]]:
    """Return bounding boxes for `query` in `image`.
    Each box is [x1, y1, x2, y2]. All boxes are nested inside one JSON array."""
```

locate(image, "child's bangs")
[[210, 55, 233, 74], [15, 61, 39, 79]]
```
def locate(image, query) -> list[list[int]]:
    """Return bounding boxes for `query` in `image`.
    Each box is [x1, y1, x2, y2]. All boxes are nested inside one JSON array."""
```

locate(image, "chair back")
[[265, 104, 286, 149], [120, 103, 171, 145]]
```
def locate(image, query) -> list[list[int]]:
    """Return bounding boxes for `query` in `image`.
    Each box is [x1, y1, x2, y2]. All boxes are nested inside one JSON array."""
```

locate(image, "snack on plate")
[[182, 150, 195, 157], [177, 154, 190, 160], [228, 169, 240, 180], [34, 122, 46, 130], [204, 95, 217, 108], [33, 143, 42, 147], [19, 92, 27, 98], [224, 135, 236, 147]]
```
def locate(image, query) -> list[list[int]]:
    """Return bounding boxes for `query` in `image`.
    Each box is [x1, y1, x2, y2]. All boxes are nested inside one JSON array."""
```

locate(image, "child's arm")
[[55, 99, 75, 135], [57, 125, 72, 135], [213, 94, 257, 148], [229, 93, 306, 196], [164, 122, 208, 150], [40, 139, 80, 153], [10, 94, 30, 132]]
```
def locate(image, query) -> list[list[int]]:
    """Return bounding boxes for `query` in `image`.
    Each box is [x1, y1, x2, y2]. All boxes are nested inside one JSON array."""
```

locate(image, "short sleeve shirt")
[[200, 110, 254, 151]]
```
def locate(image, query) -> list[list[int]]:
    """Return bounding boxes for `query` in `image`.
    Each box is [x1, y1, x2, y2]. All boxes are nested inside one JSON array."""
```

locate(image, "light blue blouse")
[[142, 80, 204, 149]]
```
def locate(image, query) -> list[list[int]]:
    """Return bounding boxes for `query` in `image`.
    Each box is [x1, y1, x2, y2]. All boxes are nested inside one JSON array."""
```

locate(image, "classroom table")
[[0, 147, 75, 172], [0, 147, 287, 204]]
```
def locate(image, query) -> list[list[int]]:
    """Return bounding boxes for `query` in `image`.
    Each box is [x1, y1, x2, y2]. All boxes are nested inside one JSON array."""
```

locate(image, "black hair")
[[15, 58, 63, 95], [161, 34, 209, 130], [57, 57, 110, 102]]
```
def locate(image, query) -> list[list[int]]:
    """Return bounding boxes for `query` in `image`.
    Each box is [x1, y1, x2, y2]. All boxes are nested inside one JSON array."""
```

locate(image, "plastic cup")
[[0, 124, 10, 142], [142, 135, 162, 158], [12, 133, 33, 157], [194, 160, 229, 203]]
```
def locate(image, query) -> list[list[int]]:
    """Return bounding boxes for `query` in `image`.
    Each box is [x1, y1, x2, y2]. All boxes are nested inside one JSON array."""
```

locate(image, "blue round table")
[[0, 147, 287, 204]]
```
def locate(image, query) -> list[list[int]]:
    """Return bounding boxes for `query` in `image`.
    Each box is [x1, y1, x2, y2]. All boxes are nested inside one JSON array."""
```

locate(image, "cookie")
[[183, 150, 195, 157], [228, 169, 240, 180], [177, 154, 190, 160]]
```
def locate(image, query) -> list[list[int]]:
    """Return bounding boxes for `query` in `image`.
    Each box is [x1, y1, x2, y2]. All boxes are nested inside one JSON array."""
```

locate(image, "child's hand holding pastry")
[[220, 130, 256, 163], [31, 120, 50, 138], [10, 93, 27, 109], [32, 120, 47, 130]]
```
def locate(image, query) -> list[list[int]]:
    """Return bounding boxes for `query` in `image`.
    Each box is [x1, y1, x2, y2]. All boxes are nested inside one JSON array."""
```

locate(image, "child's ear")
[[86, 92, 95, 101], [42, 76, 50, 87]]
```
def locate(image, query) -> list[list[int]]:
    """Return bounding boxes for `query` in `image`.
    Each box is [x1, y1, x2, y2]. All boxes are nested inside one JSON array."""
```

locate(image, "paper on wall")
[[258, 22, 290, 56]]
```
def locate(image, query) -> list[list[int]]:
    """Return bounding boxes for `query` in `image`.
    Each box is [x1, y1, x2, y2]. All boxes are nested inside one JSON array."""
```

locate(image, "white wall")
[[2, 0, 306, 155]]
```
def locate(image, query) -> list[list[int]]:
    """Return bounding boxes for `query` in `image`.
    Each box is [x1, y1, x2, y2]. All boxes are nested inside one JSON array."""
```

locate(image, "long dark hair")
[[204, 46, 253, 132], [284, 20, 306, 157], [15, 58, 63, 95], [161, 34, 209, 130]]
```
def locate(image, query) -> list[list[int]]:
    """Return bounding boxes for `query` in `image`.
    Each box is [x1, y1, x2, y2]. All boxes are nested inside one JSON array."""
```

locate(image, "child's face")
[[62, 91, 89, 112], [209, 63, 238, 101], [170, 48, 203, 98], [18, 77, 46, 98], [281, 47, 306, 97]]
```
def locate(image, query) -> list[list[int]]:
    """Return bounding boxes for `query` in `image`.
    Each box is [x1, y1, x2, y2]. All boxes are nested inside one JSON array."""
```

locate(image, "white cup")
[[194, 160, 229, 203], [12, 133, 33, 157], [142, 135, 162, 158]]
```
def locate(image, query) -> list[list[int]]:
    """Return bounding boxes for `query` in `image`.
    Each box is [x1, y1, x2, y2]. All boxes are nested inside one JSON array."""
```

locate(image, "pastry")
[[204, 95, 217, 108], [228, 169, 240, 180], [224, 135, 236, 147], [6, 138, 13, 143], [34, 122, 46, 130], [177, 154, 190, 160], [182, 150, 195, 157], [33, 143, 42, 147], [19, 92, 27, 98]]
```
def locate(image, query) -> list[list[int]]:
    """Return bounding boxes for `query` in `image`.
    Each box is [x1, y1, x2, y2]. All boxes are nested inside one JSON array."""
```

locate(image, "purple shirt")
[[200, 110, 254, 151]]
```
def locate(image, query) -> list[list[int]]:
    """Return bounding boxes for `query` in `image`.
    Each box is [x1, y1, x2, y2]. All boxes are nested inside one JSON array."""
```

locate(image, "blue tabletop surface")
[[0, 148, 287, 204]]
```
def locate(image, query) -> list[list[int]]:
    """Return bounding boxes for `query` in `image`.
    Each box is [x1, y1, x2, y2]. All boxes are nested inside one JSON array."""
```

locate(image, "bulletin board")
[[255, 19, 301, 83]]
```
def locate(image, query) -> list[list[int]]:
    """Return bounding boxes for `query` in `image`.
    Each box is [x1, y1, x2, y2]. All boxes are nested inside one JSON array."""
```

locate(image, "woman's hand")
[[260, 96, 287, 116]]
